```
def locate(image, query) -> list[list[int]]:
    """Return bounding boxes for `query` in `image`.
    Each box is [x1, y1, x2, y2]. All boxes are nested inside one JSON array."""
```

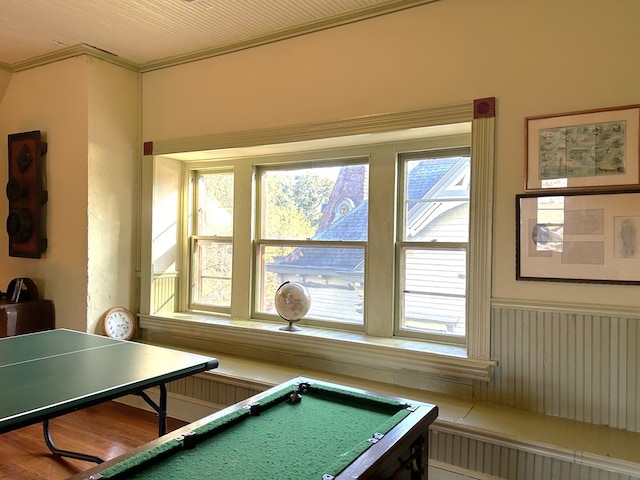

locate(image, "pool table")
[[71, 377, 438, 480]]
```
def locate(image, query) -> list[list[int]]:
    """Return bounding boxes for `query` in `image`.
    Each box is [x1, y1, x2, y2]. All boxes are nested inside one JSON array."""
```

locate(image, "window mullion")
[[230, 162, 254, 320], [365, 148, 396, 337]]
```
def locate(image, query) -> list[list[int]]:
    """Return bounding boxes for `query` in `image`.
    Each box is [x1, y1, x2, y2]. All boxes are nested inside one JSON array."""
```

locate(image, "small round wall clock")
[[103, 307, 136, 340]]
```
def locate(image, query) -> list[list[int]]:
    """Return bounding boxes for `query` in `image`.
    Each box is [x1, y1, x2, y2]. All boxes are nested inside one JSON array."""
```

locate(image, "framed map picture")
[[525, 105, 640, 191]]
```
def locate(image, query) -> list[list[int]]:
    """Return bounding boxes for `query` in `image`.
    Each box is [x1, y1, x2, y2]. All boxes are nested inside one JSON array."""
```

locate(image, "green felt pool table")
[[71, 377, 438, 480]]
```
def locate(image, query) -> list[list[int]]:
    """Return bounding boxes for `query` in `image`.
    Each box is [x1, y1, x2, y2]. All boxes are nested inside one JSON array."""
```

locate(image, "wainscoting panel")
[[429, 428, 637, 480], [151, 273, 178, 315], [479, 302, 640, 433], [166, 374, 263, 406]]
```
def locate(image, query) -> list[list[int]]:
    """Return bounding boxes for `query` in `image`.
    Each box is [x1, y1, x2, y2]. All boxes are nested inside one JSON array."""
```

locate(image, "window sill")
[[139, 313, 496, 394]]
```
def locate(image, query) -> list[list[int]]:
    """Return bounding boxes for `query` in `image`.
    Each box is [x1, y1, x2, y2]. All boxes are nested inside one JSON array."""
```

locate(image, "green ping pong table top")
[[0, 328, 219, 434]]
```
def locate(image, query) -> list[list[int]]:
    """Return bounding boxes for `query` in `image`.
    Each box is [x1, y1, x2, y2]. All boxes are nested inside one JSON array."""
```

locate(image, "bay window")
[[142, 102, 495, 384]]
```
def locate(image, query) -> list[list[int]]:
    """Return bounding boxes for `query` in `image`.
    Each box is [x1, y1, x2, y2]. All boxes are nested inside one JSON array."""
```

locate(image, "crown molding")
[[0, 62, 11, 73], [138, 0, 440, 72], [6, 0, 439, 74], [10, 44, 139, 73]]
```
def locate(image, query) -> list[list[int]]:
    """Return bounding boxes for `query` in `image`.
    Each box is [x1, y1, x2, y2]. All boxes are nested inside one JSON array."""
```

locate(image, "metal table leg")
[[136, 383, 168, 436], [42, 384, 168, 463], [43, 419, 104, 464]]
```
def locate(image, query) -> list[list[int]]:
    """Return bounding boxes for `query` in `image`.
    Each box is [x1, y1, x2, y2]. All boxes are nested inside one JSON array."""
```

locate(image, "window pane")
[[258, 245, 364, 325], [401, 247, 466, 336], [191, 239, 232, 307], [404, 157, 470, 242], [400, 153, 470, 339], [192, 171, 234, 309], [261, 164, 368, 241], [198, 172, 234, 236]]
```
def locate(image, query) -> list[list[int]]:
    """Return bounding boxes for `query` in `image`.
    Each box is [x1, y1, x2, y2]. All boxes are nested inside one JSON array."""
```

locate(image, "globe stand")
[[279, 319, 302, 332]]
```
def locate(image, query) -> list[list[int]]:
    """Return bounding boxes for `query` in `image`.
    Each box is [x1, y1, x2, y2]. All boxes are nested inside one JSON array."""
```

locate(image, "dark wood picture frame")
[[517, 189, 640, 284]]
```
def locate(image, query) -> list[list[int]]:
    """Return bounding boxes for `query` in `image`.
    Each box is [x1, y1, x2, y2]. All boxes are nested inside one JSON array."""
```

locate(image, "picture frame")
[[525, 105, 640, 191], [516, 190, 640, 284]]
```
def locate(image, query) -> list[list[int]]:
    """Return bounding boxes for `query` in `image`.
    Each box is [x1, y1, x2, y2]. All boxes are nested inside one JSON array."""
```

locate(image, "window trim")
[[139, 102, 495, 387]]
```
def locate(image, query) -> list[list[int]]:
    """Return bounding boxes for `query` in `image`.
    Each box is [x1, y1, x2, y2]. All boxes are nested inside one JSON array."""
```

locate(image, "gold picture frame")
[[517, 190, 640, 284], [525, 105, 640, 191]]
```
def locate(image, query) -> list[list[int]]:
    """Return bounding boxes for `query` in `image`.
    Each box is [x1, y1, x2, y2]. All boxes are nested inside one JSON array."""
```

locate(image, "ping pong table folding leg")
[[42, 419, 104, 464], [41, 384, 168, 464], [136, 383, 168, 436]]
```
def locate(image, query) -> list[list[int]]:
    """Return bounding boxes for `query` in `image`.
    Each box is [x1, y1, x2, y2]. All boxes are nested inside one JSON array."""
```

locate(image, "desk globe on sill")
[[274, 281, 311, 331]]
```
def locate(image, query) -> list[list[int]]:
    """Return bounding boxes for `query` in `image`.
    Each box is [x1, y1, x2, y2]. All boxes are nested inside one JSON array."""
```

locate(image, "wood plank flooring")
[[0, 402, 187, 480]]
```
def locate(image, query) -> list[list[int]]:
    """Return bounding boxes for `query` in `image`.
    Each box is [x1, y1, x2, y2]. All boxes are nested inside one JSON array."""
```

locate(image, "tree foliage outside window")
[[263, 169, 335, 239]]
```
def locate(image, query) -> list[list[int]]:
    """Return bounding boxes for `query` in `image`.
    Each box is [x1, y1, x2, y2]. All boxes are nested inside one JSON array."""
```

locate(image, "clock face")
[[104, 308, 135, 340]]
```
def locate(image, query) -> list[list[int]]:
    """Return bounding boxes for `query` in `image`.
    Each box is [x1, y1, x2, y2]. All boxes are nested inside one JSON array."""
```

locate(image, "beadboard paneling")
[[152, 274, 178, 315], [166, 375, 263, 407], [429, 429, 638, 480], [478, 303, 640, 432]]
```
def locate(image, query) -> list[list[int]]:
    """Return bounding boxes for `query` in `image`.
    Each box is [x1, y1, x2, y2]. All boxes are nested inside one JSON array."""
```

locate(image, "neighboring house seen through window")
[[256, 162, 368, 326], [398, 149, 470, 344]]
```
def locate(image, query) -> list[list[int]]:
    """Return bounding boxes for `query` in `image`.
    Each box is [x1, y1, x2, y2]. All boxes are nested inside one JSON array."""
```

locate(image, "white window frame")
[[139, 102, 495, 386], [188, 168, 235, 314], [396, 147, 472, 344], [253, 159, 369, 330]]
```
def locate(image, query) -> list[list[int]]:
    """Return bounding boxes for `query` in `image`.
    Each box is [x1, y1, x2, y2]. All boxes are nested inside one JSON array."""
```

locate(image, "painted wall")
[[86, 57, 140, 334], [142, 0, 640, 309], [0, 56, 139, 333], [0, 57, 90, 331]]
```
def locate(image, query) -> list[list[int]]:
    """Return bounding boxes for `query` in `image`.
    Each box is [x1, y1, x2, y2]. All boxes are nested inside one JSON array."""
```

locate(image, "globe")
[[274, 281, 311, 331]]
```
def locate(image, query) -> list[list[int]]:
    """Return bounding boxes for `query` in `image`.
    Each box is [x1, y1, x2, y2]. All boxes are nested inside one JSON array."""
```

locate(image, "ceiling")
[[0, 0, 436, 72]]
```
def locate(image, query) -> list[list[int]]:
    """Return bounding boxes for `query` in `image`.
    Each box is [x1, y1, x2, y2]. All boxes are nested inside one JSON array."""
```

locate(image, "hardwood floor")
[[0, 402, 187, 480]]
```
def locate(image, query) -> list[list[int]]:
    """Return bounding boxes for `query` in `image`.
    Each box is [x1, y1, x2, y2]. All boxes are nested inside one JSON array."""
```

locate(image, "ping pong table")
[[0, 328, 219, 463]]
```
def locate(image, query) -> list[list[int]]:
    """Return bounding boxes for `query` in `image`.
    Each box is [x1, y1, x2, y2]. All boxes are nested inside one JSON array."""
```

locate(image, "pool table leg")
[[410, 435, 425, 480], [389, 433, 426, 479]]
